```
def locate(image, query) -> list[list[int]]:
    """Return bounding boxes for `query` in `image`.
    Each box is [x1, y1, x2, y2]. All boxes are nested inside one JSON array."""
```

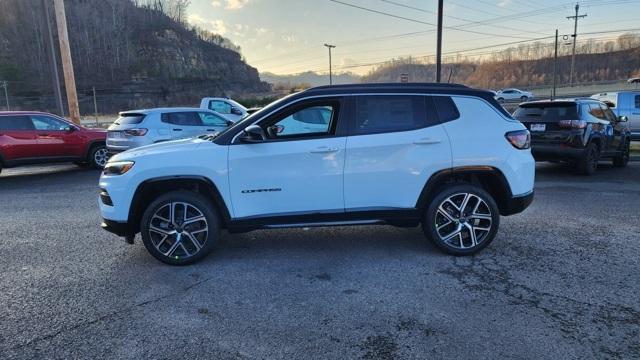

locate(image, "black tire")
[[576, 143, 599, 175], [612, 140, 630, 167], [88, 144, 108, 169], [520, 96, 528, 102], [497, 97, 504, 103], [422, 184, 500, 256], [140, 191, 220, 265]]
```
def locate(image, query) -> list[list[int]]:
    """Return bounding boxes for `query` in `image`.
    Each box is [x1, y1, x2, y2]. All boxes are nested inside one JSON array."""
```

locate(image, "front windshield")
[[214, 93, 298, 137]]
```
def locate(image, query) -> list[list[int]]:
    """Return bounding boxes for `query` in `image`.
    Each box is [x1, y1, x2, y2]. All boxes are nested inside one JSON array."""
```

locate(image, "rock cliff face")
[[0, 0, 270, 113]]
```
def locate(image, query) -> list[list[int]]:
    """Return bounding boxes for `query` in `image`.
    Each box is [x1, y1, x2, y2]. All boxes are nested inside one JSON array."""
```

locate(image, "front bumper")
[[501, 190, 534, 216], [101, 219, 137, 237]]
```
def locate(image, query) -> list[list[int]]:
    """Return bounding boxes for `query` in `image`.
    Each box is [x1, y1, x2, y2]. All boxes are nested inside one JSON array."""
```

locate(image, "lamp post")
[[324, 43, 336, 85]]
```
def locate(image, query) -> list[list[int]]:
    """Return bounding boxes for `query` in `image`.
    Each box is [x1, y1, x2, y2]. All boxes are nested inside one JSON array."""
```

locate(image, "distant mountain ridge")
[[260, 71, 361, 88]]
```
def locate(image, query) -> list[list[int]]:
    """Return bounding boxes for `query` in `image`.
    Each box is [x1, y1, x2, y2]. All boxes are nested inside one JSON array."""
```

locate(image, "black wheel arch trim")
[[127, 175, 231, 233], [416, 166, 531, 216], [84, 139, 106, 159]]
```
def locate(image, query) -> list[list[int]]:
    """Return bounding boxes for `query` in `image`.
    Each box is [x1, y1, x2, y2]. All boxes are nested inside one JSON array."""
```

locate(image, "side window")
[[635, 95, 640, 109], [0, 115, 34, 130], [268, 104, 336, 138], [198, 112, 229, 127], [161, 112, 202, 126], [209, 100, 232, 114], [588, 104, 606, 120], [31, 115, 70, 130], [432, 96, 460, 123], [354, 95, 427, 135]]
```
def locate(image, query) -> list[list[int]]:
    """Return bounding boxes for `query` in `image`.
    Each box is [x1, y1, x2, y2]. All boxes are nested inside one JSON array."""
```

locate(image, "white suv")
[[100, 83, 535, 265]]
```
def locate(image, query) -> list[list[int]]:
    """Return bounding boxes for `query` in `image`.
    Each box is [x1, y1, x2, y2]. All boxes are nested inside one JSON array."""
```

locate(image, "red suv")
[[0, 111, 107, 174]]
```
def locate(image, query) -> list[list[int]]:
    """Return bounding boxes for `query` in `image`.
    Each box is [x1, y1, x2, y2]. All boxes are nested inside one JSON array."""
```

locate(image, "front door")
[[30, 114, 83, 157], [228, 98, 346, 219]]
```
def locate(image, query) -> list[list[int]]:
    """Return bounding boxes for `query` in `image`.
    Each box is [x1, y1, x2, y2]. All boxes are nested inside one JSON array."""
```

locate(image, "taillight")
[[558, 120, 586, 129], [505, 130, 531, 149], [124, 128, 148, 136]]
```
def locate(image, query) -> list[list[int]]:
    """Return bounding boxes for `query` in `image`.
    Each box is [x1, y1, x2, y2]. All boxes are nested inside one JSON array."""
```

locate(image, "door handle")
[[413, 138, 441, 145], [173, 128, 183, 131], [309, 146, 339, 154]]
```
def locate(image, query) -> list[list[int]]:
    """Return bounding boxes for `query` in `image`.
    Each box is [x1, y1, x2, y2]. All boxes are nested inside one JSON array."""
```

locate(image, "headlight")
[[103, 161, 135, 176]]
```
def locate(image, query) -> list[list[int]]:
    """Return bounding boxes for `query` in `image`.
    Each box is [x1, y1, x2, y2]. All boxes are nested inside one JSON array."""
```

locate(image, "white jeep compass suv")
[[99, 83, 535, 265]]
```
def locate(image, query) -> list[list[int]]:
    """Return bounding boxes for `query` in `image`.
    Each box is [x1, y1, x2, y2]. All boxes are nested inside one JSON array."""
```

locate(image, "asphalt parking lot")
[[1, 162, 639, 359]]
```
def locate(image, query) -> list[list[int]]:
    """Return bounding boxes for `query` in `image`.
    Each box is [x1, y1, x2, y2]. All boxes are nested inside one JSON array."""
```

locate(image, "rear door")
[[0, 115, 38, 161], [30, 114, 83, 157], [161, 112, 204, 139], [629, 94, 640, 135], [601, 104, 623, 151], [343, 95, 452, 210]]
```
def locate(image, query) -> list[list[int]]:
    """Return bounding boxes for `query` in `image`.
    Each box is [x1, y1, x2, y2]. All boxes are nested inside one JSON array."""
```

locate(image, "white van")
[[591, 91, 640, 140]]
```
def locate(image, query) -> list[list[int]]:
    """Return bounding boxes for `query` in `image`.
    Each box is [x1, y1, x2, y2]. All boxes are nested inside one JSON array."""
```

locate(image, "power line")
[[326, 0, 536, 39]]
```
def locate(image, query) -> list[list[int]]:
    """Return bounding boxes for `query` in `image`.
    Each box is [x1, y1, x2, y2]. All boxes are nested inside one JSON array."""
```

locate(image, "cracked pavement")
[[1, 162, 639, 359]]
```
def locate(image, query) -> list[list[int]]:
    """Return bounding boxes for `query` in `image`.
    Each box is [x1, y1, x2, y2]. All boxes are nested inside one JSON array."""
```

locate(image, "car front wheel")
[[423, 184, 500, 256], [140, 191, 220, 265]]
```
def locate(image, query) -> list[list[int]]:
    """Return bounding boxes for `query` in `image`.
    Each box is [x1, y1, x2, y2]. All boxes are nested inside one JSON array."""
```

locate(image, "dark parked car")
[[513, 99, 631, 174], [0, 111, 107, 174]]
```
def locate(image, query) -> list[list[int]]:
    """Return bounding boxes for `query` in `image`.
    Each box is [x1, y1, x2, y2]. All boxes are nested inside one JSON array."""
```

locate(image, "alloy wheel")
[[434, 193, 493, 250], [94, 148, 109, 167], [148, 202, 209, 260]]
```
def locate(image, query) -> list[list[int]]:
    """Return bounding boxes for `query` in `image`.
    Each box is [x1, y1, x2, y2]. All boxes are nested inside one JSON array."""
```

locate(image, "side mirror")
[[231, 107, 243, 116], [618, 115, 628, 122], [240, 125, 266, 143], [62, 125, 76, 132]]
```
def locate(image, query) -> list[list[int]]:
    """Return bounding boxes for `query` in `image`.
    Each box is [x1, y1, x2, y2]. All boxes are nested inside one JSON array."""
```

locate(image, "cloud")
[[187, 14, 227, 35], [282, 34, 297, 44], [212, 0, 249, 9], [498, 0, 512, 7]]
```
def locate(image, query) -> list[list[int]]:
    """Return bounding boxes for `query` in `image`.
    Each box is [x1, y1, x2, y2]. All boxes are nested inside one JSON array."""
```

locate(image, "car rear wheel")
[[612, 140, 630, 167], [423, 184, 500, 256], [88, 144, 108, 169], [576, 143, 599, 175], [520, 96, 528, 102], [497, 97, 504, 103], [140, 191, 220, 265]]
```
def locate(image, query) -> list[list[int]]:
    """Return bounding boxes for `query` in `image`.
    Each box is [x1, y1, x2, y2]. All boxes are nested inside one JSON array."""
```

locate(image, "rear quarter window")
[[432, 96, 460, 122]]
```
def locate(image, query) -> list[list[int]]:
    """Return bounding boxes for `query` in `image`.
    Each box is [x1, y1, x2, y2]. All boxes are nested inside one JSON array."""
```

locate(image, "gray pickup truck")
[[591, 91, 640, 140]]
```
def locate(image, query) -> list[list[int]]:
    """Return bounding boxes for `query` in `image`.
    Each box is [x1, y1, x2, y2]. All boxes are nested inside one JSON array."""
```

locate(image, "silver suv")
[[106, 108, 233, 155]]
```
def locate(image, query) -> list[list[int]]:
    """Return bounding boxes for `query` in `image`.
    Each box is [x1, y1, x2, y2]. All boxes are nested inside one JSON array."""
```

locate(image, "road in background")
[[1, 163, 639, 359]]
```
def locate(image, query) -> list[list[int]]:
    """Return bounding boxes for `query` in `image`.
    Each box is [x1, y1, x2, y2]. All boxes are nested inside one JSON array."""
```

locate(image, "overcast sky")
[[186, 0, 640, 75]]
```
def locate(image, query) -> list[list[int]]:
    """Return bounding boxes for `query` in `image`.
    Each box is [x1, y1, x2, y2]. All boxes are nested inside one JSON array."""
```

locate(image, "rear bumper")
[[101, 219, 137, 237], [531, 144, 586, 161], [501, 190, 534, 216]]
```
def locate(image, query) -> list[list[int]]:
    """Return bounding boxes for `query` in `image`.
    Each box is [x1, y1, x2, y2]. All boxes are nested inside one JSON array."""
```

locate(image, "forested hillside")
[[363, 35, 640, 89], [0, 0, 269, 113]]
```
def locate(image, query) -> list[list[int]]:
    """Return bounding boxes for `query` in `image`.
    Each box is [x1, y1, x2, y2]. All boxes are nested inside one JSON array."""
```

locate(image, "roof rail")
[[308, 82, 469, 91]]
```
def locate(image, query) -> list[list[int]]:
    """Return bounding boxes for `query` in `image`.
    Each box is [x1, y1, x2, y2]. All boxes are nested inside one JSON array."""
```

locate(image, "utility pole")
[[567, 2, 586, 87], [324, 44, 336, 85], [1, 81, 9, 110], [436, 0, 443, 83], [553, 29, 558, 100], [43, 0, 65, 116], [53, 0, 80, 124]]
